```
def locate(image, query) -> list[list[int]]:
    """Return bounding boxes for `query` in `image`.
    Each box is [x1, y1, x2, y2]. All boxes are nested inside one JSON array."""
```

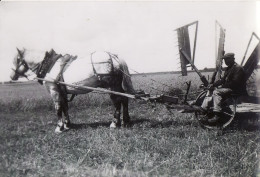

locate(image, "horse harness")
[[37, 50, 80, 102], [90, 54, 115, 81], [20, 50, 119, 101], [12, 58, 30, 79], [36, 49, 62, 84]]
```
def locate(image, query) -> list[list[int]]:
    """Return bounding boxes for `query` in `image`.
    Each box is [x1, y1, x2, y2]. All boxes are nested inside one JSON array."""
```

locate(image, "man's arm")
[[212, 78, 225, 87], [222, 67, 245, 89]]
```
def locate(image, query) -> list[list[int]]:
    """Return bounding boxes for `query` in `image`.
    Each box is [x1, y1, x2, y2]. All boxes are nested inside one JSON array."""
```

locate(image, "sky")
[[0, 1, 259, 82]]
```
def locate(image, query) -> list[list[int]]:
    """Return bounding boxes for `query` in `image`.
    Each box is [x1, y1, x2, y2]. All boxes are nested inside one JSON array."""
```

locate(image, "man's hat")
[[222, 53, 235, 60]]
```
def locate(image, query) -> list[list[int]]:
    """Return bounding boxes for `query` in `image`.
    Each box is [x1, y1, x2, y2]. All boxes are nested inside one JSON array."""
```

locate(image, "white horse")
[[10, 48, 135, 133]]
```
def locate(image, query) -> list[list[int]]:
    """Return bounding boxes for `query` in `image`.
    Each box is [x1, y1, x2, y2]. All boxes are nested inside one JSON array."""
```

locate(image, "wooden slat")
[[175, 21, 198, 76], [236, 103, 260, 113], [216, 24, 225, 79], [177, 27, 191, 76]]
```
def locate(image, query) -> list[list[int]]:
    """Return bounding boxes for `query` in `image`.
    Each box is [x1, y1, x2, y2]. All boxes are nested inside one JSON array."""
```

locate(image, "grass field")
[[0, 71, 259, 177]]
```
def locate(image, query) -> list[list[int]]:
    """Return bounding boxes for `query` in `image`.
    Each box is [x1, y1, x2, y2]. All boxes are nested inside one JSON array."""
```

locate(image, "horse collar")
[[36, 49, 62, 84]]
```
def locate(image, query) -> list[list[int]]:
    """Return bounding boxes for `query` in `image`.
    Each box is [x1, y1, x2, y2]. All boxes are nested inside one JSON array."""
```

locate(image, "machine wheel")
[[194, 90, 237, 129]]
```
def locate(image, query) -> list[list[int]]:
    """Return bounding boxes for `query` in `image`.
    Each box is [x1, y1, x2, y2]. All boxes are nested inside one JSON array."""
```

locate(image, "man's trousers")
[[201, 88, 232, 112]]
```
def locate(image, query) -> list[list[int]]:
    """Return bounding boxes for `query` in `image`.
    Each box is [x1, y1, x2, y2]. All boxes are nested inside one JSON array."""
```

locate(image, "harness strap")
[[36, 49, 62, 84], [12, 59, 30, 79], [53, 75, 77, 102], [90, 53, 115, 80], [11, 68, 29, 80], [21, 59, 29, 70]]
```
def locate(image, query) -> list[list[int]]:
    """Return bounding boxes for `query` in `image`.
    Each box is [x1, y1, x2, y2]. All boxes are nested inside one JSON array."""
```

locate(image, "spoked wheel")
[[194, 90, 237, 129]]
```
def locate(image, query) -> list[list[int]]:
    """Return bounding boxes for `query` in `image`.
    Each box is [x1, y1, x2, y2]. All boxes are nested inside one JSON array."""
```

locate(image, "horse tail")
[[118, 59, 136, 94]]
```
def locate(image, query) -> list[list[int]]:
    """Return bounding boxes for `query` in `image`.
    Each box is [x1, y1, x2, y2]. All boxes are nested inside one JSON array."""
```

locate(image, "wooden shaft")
[[35, 77, 148, 100], [180, 49, 209, 86], [180, 49, 203, 78]]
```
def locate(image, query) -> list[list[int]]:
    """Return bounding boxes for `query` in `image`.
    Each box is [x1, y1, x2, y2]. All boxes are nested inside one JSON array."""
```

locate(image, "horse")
[[10, 48, 136, 133]]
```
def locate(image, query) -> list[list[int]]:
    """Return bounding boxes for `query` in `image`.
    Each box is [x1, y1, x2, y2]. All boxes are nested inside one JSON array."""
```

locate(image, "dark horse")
[[10, 48, 135, 133]]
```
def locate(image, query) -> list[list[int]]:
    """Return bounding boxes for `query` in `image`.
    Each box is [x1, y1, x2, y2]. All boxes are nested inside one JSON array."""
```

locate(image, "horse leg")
[[110, 95, 121, 128], [61, 97, 71, 130], [47, 85, 66, 133], [122, 97, 130, 127], [53, 100, 64, 133]]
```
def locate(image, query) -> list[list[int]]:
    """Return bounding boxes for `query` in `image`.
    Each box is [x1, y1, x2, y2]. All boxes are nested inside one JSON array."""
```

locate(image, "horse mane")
[[23, 49, 46, 65], [118, 58, 136, 94], [12, 54, 18, 67]]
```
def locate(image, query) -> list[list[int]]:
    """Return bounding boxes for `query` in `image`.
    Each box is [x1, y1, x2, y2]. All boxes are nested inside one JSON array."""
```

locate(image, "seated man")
[[201, 53, 248, 124]]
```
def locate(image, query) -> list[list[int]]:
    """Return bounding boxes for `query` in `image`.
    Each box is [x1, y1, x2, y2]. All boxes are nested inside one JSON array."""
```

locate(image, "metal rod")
[[184, 81, 191, 103], [241, 33, 254, 66], [241, 32, 260, 66]]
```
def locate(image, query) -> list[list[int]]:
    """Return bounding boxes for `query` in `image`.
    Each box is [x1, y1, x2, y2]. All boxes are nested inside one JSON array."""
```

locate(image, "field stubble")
[[0, 71, 259, 177]]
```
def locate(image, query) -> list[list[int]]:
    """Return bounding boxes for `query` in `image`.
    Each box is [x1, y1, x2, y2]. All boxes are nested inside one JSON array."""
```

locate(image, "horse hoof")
[[55, 126, 64, 133], [64, 123, 71, 130], [110, 122, 117, 128]]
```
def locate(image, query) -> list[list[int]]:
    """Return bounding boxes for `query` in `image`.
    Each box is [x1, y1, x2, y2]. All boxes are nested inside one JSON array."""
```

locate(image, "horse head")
[[10, 48, 29, 80]]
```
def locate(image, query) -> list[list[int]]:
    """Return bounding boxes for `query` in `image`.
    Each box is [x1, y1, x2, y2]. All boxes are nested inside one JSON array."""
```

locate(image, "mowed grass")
[[0, 71, 259, 177]]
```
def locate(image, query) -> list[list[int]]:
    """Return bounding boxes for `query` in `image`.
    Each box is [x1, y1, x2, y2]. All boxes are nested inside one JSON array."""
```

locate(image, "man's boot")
[[207, 112, 221, 124], [199, 115, 209, 124]]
